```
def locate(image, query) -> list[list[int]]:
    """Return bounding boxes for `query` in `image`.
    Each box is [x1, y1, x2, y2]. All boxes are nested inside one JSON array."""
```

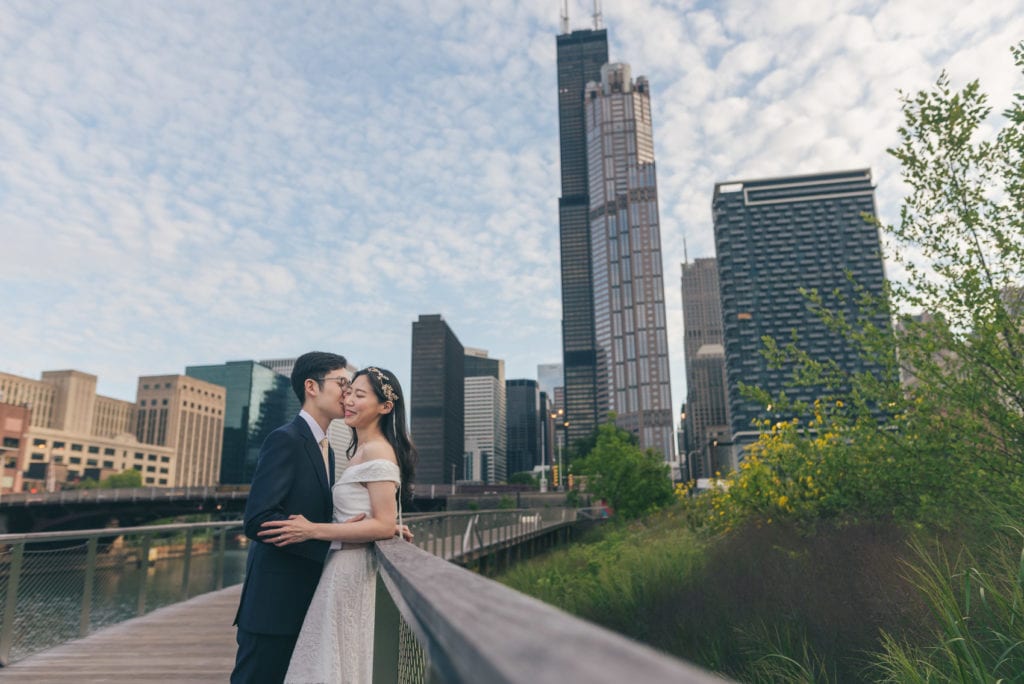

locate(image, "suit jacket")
[[233, 415, 336, 635]]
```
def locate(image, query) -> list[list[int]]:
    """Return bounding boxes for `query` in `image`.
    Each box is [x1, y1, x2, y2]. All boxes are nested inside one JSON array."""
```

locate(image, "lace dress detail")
[[285, 460, 400, 684]]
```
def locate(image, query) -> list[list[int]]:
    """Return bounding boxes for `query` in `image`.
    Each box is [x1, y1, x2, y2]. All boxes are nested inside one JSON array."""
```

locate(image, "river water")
[[5, 548, 248, 663]]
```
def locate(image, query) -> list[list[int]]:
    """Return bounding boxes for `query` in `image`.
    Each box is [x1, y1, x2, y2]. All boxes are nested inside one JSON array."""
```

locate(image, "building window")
[[33, 438, 47, 447], [87, 446, 99, 454], [159, 467, 168, 474], [86, 459, 98, 466], [71, 444, 83, 452], [2, 437, 18, 448], [53, 455, 63, 464], [145, 477, 154, 484], [53, 441, 65, 449], [146, 466, 156, 472], [103, 448, 115, 456], [103, 461, 114, 468], [148, 454, 157, 461], [133, 465, 142, 471], [135, 452, 144, 459], [70, 457, 82, 464], [158, 478, 167, 485], [160, 456, 170, 463], [31, 453, 45, 461]]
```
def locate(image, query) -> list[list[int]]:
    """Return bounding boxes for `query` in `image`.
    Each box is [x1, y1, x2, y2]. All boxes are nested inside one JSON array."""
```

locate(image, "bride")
[[259, 366, 416, 684]]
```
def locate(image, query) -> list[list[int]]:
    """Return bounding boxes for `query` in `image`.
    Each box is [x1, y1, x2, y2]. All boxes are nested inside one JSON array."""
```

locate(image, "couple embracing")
[[230, 351, 417, 684]]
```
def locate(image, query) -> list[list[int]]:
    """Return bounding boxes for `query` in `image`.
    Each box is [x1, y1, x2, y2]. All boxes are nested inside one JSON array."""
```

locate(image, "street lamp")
[[549, 408, 569, 491]]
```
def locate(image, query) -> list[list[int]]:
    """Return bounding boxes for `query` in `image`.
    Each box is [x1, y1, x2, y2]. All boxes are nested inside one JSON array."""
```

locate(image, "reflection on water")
[[7, 548, 247, 663]]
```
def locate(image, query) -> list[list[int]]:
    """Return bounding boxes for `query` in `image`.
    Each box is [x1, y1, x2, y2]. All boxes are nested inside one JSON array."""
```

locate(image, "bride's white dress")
[[285, 459, 401, 684]]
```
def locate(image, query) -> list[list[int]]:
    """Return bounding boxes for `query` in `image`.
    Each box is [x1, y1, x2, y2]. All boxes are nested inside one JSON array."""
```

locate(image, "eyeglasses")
[[316, 376, 350, 391]]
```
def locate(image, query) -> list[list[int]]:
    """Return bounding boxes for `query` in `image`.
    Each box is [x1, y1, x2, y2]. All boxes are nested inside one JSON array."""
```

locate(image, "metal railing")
[[0, 486, 249, 507], [0, 520, 243, 665], [402, 507, 576, 560], [371, 537, 729, 684]]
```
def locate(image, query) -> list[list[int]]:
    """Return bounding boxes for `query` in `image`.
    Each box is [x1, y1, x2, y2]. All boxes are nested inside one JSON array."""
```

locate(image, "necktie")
[[319, 437, 331, 480]]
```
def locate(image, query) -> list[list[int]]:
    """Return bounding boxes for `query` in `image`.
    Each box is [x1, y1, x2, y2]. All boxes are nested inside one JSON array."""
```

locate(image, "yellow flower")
[[778, 495, 789, 507]]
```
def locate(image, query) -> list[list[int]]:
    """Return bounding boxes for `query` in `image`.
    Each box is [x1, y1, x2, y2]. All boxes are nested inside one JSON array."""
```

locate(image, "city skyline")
[[3, 1, 1023, 421]]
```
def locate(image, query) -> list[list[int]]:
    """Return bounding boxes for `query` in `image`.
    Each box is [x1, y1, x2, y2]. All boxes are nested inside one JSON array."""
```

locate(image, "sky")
[[2, 0, 1023, 414]]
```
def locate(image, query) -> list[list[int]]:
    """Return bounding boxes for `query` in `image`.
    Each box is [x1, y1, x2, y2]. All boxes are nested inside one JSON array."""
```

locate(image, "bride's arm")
[[258, 481, 399, 546]]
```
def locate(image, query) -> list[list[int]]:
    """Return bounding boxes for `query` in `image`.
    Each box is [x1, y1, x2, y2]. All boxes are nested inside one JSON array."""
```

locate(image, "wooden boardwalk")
[[0, 584, 242, 683]]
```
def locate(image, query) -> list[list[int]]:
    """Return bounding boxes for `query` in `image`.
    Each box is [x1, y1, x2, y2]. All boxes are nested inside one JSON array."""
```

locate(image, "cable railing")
[[0, 520, 244, 665]]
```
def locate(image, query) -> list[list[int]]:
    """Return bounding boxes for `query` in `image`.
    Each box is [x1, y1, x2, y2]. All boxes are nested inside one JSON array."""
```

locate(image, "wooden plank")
[[0, 584, 241, 683]]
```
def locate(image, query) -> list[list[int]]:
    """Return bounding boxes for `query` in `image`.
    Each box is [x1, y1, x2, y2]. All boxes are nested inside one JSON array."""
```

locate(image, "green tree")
[[508, 471, 537, 487], [573, 418, 674, 519], [103, 469, 143, 489]]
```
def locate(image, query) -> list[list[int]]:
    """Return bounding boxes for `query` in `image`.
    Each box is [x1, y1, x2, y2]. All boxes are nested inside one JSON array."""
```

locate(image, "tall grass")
[[498, 509, 706, 644], [873, 520, 1024, 682]]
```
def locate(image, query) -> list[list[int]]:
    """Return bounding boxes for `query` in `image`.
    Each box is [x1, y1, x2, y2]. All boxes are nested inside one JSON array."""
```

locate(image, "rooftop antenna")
[[593, 0, 603, 30], [560, 0, 569, 34], [683, 236, 689, 265]]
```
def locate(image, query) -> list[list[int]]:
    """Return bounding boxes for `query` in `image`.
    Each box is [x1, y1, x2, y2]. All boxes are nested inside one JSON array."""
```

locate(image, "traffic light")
[[567, 473, 574, 489], [551, 464, 559, 487]]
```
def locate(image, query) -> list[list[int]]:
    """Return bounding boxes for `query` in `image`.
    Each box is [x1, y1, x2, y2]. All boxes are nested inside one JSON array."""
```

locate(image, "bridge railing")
[[0, 486, 249, 507], [372, 537, 728, 684], [402, 507, 576, 560], [0, 520, 243, 665]]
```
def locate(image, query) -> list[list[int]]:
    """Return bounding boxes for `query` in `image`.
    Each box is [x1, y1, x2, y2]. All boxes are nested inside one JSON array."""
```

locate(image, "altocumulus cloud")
[[1, 0, 1022, 416]]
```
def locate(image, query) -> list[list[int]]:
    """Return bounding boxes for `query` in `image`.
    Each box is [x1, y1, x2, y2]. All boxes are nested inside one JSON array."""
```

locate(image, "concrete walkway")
[[0, 584, 242, 683]]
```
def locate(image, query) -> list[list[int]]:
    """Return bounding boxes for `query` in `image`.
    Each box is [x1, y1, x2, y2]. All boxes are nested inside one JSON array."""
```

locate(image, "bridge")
[[0, 510, 727, 683], [0, 486, 570, 533]]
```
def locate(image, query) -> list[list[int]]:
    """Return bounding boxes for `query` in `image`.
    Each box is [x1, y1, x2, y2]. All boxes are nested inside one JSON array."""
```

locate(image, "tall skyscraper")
[[410, 314, 464, 485], [585, 62, 674, 458], [464, 348, 506, 484], [681, 257, 730, 477], [505, 379, 541, 477], [556, 26, 608, 448], [712, 169, 889, 452], [185, 360, 293, 484]]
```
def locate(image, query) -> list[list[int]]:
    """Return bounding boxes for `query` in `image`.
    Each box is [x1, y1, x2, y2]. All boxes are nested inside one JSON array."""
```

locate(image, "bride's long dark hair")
[[346, 367, 417, 501]]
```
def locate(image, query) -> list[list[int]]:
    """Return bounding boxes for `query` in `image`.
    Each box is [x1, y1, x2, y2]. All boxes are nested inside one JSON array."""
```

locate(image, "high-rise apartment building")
[[712, 169, 889, 452], [135, 375, 225, 486], [681, 257, 730, 477], [410, 314, 464, 484], [506, 379, 542, 477], [185, 361, 293, 485], [585, 62, 674, 458], [556, 26, 609, 448], [464, 348, 506, 484]]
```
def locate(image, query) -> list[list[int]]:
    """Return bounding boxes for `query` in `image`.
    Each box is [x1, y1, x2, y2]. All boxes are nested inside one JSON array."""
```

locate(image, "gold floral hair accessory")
[[365, 367, 398, 402]]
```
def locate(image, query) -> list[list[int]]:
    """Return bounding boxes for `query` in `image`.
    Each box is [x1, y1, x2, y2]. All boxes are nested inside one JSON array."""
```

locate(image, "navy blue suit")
[[231, 415, 336, 684]]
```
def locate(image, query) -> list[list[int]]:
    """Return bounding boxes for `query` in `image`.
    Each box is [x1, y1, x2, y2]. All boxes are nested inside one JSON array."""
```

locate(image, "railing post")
[[372, 573, 400, 684], [137, 534, 151, 616], [0, 542, 25, 666], [79, 537, 98, 637], [180, 528, 193, 600], [215, 526, 227, 590]]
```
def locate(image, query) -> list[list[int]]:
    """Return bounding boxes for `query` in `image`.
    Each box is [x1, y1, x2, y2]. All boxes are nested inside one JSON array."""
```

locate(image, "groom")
[[231, 351, 351, 684]]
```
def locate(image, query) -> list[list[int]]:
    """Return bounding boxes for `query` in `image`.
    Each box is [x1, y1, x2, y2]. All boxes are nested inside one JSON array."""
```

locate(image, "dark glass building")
[[185, 360, 297, 485], [505, 379, 541, 478], [556, 27, 608, 448], [410, 314, 464, 484], [681, 257, 729, 476], [712, 169, 889, 452]]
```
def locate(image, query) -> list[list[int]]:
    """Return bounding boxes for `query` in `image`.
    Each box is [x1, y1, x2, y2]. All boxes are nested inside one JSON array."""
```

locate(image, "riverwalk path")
[[0, 584, 241, 683]]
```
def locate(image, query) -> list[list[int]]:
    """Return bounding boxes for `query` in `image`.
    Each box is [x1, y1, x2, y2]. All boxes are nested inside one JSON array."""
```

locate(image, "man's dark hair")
[[290, 351, 348, 403]]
